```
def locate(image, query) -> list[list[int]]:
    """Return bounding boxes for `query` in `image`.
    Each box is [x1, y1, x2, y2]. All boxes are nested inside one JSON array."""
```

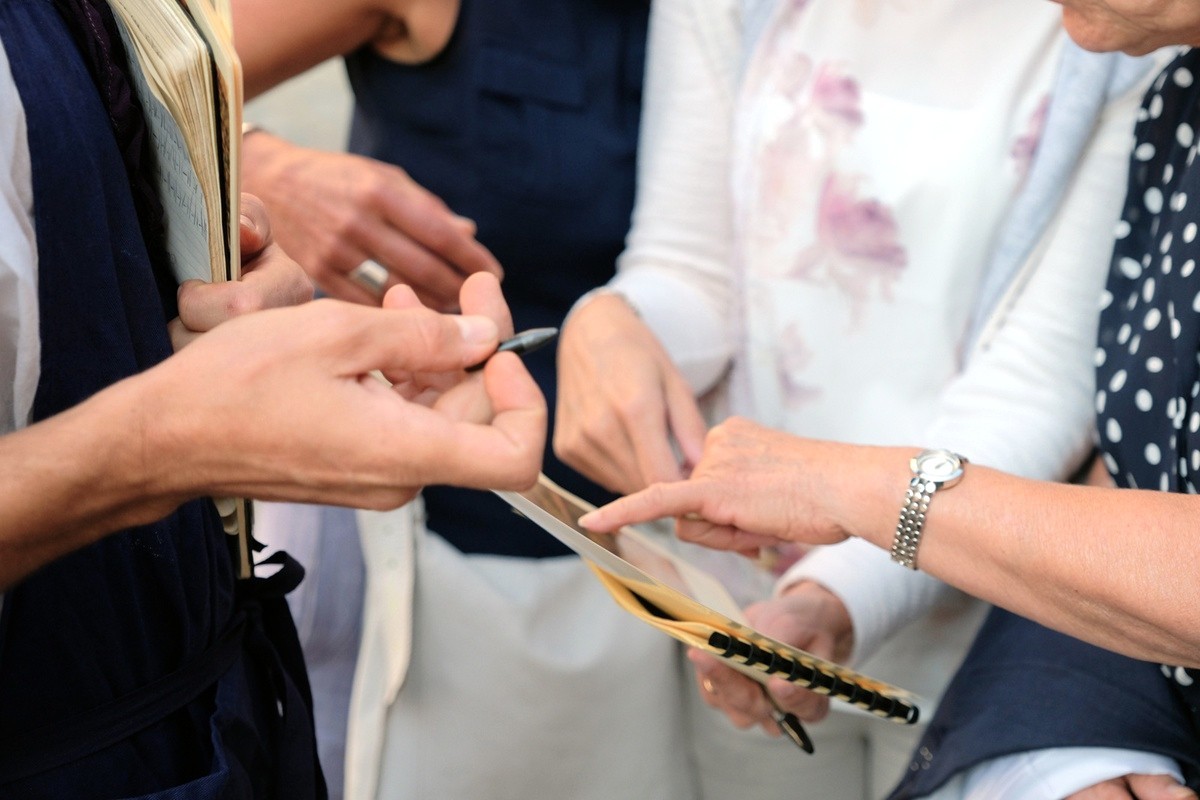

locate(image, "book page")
[[112, 15, 214, 284]]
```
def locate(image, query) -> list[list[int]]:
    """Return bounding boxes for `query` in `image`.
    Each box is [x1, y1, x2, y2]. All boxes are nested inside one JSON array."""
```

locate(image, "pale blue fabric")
[[966, 45, 1160, 349]]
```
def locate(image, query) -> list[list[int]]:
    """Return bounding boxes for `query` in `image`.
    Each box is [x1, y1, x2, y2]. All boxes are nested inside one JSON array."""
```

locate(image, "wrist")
[[890, 449, 969, 570]]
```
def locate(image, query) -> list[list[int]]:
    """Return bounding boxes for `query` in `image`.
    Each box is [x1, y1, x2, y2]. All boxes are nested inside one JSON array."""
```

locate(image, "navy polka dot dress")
[[1095, 48, 1200, 725]]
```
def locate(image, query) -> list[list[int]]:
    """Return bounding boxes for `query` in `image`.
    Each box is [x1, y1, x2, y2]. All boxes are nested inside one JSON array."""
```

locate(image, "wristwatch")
[[890, 449, 967, 570]]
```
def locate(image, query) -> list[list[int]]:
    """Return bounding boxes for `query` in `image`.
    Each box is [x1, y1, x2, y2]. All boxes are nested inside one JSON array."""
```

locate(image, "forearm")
[[0, 373, 188, 588], [836, 448, 1200, 666]]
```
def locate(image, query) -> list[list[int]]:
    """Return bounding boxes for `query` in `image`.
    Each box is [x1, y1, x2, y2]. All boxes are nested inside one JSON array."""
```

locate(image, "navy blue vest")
[[887, 609, 1200, 797], [0, 2, 322, 796], [345, 0, 648, 556]]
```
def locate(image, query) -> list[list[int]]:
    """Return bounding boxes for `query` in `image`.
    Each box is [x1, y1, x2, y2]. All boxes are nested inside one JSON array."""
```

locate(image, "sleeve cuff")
[[777, 538, 956, 666]]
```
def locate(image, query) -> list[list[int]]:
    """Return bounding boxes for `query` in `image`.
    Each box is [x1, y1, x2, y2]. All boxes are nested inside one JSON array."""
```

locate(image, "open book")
[[496, 475, 920, 725], [109, 0, 252, 575]]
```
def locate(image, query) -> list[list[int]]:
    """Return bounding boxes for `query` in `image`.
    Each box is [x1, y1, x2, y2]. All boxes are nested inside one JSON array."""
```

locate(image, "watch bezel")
[[909, 448, 966, 489]]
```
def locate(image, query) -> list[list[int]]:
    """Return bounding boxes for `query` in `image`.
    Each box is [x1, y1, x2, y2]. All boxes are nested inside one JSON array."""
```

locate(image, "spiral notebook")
[[495, 474, 920, 726]]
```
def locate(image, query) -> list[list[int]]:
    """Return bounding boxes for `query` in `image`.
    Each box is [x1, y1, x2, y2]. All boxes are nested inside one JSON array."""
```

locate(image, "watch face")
[[913, 449, 964, 483]]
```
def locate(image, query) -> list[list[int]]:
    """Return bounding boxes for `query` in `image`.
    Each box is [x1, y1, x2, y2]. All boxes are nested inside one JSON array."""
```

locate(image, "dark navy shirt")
[[345, 0, 648, 556]]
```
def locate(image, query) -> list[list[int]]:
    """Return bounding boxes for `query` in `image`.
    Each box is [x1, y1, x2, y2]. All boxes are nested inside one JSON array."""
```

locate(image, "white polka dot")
[[1145, 443, 1162, 465], [1160, 472, 1172, 492], [1106, 418, 1122, 442], [1165, 163, 1176, 184], [1100, 289, 1113, 310], [1150, 94, 1164, 119], [1176, 666, 1195, 686], [1187, 222, 1198, 243], [1119, 257, 1143, 280], [1136, 142, 1156, 161], [1126, 291, 1139, 310], [1163, 255, 1174, 275], [1118, 323, 1132, 344], [1176, 67, 1195, 87], [1145, 187, 1164, 213], [1172, 317, 1182, 339], [1096, 390, 1107, 414], [1148, 356, 1164, 373], [1103, 452, 1120, 474], [1129, 335, 1141, 355], [1144, 307, 1162, 330], [1193, 291, 1200, 314], [1094, 347, 1107, 367], [1178, 123, 1195, 148], [1191, 411, 1200, 433], [1139, 107, 1150, 123], [1110, 369, 1128, 392], [1167, 397, 1179, 419], [1164, 664, 1177, 679], [1193, 451, 1200, 471], [1136, 389, 1154, 411], [1172, 191, 1189, 211], [1161, 233, 1174, 253], [1143, 278, 1157, 301], [1184, 259, 1197, 278], [1115, 219, 1132, 239]]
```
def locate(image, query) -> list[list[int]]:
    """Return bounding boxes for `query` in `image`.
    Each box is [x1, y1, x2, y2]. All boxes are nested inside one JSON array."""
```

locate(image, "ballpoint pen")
[[465, 326, 558, 372]]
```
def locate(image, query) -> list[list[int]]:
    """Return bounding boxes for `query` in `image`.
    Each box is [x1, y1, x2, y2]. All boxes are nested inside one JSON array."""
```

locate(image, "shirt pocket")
[[474, 43, 597, 205]]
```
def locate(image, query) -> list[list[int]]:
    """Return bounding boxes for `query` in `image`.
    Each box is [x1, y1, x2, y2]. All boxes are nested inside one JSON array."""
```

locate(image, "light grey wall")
[[244, 59, 354, 151]]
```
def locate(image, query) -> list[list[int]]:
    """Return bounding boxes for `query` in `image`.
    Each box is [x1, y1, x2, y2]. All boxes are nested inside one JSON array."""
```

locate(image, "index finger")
[[578, 480, 707, 531]]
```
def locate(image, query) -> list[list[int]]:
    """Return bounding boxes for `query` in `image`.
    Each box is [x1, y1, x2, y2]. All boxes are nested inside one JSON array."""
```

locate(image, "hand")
[[691, 581, 854, 734], [1066, 773, 1196, 799], [241, 133, 502, 309], [580, 417, 885, 553], [554, 292, 707, 494], [140, 272, 545, 513], [168, 194, 314, 350]]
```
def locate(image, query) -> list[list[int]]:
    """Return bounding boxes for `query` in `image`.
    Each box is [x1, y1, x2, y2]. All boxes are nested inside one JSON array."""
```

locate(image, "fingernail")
[[455, 315, 498, 345], [1169, 787, 1196, 799], [577, 511, 597, 528], [239, 213, 258, 235]]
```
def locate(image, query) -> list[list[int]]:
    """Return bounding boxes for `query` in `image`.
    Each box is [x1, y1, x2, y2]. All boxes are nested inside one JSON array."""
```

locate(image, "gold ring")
[[349, 259, 389, 296]]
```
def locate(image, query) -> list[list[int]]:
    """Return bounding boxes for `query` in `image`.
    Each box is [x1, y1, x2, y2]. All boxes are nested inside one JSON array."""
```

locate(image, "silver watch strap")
[[891, 476, 933, 570]]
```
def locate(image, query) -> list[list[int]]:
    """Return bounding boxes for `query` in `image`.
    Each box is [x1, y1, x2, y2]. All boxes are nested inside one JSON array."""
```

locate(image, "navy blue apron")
[[345, 0, 648, 557], [0, 1, 324, 796]]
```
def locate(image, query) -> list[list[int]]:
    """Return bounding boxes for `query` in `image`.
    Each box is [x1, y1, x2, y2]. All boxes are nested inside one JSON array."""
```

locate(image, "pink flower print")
[[817, 175, 907, 270], [802, 174, 908, 318], [777, 323, 821, 407], [1012, 95, 1050, 182], [811, 64, 864, 139]]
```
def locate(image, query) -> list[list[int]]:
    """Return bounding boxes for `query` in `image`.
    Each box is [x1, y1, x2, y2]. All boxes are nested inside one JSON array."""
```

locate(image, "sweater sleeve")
[[780, 55, 1158, 666], [603, 0, 739, 395]]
